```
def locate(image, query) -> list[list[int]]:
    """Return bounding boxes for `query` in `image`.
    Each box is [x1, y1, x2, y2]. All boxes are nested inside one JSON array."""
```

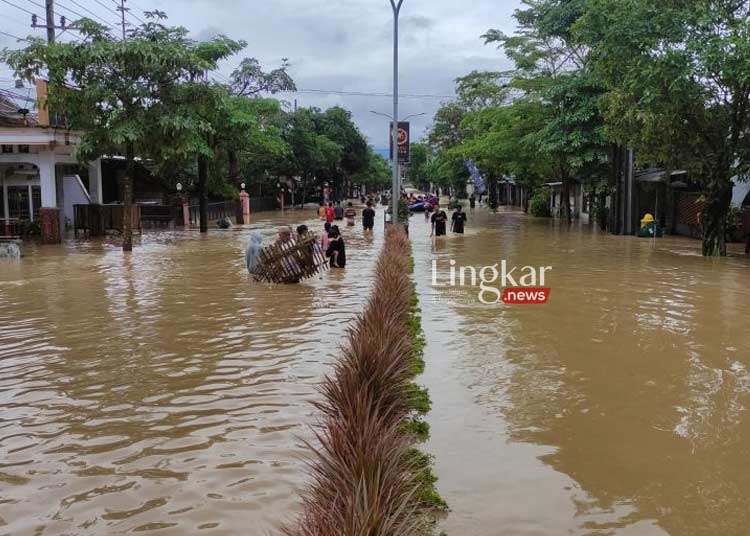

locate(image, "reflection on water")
[[0, 210, 383, 535], [414, 208, 750, 536]]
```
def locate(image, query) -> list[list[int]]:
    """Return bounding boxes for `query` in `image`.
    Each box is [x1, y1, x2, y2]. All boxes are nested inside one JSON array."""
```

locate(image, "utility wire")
[[117, 0, 145, 24], [66, 0, 119, 26], [91, 0, 119, 16], [0, 29, 29, 42], [54, 0, 99, 23]]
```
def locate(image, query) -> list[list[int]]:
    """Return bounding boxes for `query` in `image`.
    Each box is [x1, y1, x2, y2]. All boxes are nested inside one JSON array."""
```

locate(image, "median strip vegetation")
[[284, 226, 446, 536]]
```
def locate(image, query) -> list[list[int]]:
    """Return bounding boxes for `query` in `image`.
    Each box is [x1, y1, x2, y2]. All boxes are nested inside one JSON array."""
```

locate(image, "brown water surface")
[[3, 206, 750, 536], [412, 207, 750, 536], [0, 210, 383, 535]]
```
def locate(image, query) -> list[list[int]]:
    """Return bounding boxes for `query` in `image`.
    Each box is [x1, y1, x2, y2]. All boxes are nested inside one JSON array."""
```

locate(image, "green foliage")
[[529, 189, 552, 217], [577, 0, 750, 255], [3, 12, 246, 247], [404, 448, 449, 511], [407, 142, 433, 190], [400, 418, 430, 442]]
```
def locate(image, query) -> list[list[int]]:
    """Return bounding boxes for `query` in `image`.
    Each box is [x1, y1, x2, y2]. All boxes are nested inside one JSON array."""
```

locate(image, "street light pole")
[[389, 0, 404, 225]]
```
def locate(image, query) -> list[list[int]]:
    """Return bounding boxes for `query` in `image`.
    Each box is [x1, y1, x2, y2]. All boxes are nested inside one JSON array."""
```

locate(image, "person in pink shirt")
[[320, 222, 331, 252]]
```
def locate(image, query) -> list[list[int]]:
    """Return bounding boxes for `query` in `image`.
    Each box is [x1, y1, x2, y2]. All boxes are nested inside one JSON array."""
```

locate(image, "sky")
[[0, 0, 521, 148]]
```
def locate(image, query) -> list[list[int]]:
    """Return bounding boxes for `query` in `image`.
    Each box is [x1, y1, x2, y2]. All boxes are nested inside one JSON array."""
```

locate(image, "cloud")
[[0, 0, 523, 145]]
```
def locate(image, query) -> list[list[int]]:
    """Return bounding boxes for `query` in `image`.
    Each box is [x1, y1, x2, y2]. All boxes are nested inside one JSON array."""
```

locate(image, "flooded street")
[[2, 206, 750, 536], [0, 210, 383, 535], [413, 208, 750, 536]]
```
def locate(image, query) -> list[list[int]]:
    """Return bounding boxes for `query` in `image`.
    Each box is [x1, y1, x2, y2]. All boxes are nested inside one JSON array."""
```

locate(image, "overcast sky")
[[1, 0, 521, 148]]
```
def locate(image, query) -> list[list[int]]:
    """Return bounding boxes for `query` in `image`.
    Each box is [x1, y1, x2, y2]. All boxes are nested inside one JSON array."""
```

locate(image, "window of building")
[[18, 145, 30, 154], [1, 145, 13, 154]]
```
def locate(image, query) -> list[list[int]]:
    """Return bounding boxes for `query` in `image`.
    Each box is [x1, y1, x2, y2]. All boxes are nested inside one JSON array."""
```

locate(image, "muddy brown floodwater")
[[0, 210, 383, 535], [2, 205, 750, 536], [413, 207, 750, 536]]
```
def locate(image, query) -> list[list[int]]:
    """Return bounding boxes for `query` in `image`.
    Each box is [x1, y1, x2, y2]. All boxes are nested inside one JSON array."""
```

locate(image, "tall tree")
[[483, 0, 608, 221], [4, 14, 243, 248], [578, 0, 750, 255]]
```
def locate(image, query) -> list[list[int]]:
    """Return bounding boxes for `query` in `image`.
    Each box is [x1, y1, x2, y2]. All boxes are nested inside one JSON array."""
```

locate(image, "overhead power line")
[[0, 29, 29, 42], [65, 0, 119, 26], [91, 0, 118, 16], [117, 0, 145, 24]]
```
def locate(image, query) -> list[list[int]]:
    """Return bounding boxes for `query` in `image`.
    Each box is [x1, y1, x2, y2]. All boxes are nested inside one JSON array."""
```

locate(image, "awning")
[[635, 169, 687, 183]]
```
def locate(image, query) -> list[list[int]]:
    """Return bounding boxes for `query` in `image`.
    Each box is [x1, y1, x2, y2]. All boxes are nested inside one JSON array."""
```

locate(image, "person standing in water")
[[451, 205, 467, 234], [431, 206, 448, 237], [362, 201, 376, 232], [344, 202, 357, 227], [469, 194, 476, 210], [326, 225, 346, 268], [334, 201, 344, 221], [321, 222, 331, 252], [245, 232, 263, 274], [325, 202, 335, 224]]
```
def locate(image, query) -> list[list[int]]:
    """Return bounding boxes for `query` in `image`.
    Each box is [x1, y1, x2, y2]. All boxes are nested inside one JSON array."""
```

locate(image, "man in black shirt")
[[362, 201, 376, 231], [451, 205, 467, 234]]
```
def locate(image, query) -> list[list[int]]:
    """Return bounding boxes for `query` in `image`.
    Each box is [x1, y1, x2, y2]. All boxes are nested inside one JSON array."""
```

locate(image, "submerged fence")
[[283, 226, 445, 536]]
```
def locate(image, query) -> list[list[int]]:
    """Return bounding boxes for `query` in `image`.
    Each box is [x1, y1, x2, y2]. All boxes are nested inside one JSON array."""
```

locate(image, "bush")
[[529, 190, 551, 217]]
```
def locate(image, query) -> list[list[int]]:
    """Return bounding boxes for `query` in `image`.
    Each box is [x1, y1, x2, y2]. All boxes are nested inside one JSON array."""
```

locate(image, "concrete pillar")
[[88, 158, 103, 204], [39, 207, 61, 244], [240, 190, 250, 223], [39, 150, 56, 208], [38, 150, 61, 243]]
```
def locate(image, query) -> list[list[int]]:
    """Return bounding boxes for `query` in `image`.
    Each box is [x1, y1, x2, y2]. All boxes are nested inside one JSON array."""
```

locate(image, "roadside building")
[[0, 80, 102, 242]]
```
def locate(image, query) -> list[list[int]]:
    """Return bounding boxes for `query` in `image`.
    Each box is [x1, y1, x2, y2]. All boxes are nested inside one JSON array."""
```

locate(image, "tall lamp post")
[[389, 0, 405, 224]]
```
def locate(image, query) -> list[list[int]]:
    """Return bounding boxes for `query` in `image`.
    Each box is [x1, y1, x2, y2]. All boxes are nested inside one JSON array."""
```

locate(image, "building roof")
[[635, 168, 687, 183]]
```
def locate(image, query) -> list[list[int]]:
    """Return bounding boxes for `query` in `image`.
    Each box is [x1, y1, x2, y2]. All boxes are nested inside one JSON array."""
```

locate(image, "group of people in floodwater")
[[245, 197, 379, 280], [404, 191, 471, 237], [245, 190, 476, 282]]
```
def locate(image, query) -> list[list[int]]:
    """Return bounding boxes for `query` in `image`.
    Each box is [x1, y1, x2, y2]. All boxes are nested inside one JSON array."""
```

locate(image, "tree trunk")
[[560, 170, 572, 223], [701, 177, 733, 256], [198, 155, 208, 233], [488, 175, 498, 210], [122, 143, 135, 252], [228, 149, 239, 185]]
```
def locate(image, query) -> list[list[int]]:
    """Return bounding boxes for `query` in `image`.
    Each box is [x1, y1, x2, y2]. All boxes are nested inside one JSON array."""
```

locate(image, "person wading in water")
[[326, 225, 346, 268], [451, 205, 467, 234], [431, 206, 448, 237], [362, 201, 375, 232], [344, 202, 357, 227]]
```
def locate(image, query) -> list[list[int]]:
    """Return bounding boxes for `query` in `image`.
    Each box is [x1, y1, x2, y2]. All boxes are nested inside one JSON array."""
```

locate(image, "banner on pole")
[[465, 159, 487, 194], [389, 122, 410, 163]]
